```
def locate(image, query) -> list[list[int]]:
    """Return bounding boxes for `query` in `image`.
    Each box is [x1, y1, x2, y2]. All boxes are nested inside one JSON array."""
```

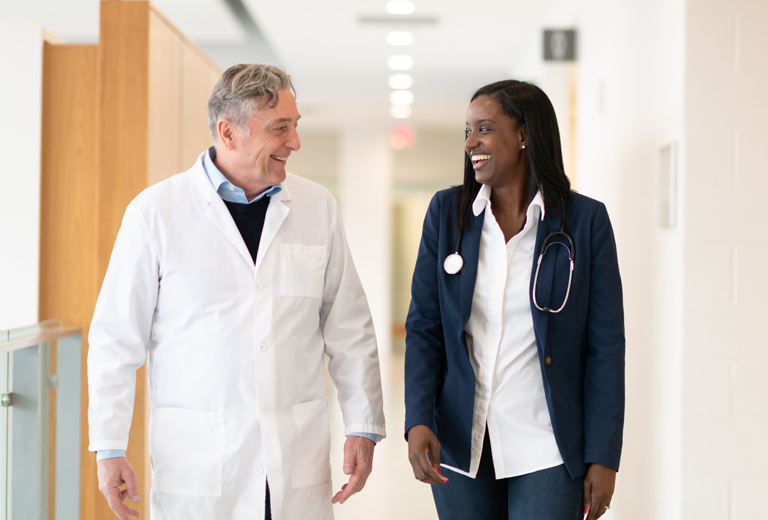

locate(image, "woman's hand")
[[583, 463, 616, 519], [406, 425, 449, 485]]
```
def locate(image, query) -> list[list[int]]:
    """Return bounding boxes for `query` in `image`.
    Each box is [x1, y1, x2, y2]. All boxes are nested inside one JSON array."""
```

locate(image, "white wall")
[[338, 126, 393, 363], [681, 0, 768, 517], [577, 0, 686, 518], [579, 0, 768, 518], [0, 25, 45, 331]]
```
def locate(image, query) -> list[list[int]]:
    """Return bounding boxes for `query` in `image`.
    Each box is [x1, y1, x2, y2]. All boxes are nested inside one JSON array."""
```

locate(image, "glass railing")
[[0, 319, 82, 520]]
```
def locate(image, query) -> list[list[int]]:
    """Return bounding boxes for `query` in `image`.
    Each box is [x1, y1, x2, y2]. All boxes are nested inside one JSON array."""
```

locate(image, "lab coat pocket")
[[292, 398, 332, 488], [149, 408, 225, 496], [280, 243, 327, 299]]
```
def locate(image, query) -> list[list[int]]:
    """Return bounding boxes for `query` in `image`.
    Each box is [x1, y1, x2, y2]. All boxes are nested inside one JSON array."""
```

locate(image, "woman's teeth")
[[471, 154, 491, 165]]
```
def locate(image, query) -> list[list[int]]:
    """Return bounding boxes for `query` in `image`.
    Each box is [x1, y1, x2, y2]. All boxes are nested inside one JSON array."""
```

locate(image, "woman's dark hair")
[[455, 80, 571, 230]]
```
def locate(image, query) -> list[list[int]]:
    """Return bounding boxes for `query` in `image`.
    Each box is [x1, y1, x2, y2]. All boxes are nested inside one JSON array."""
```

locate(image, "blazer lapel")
[[529, 210, 562, 354], [460, 210, 484, 328], [254, 182, 291, 274]]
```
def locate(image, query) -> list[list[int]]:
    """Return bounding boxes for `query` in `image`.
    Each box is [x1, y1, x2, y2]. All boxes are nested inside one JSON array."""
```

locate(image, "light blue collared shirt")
[[203, 146, 282, 203], [96, 148, 374, 462]]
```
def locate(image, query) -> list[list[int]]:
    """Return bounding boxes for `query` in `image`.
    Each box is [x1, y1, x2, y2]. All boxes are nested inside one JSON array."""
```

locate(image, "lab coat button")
[[255, 284, 263, 292], [259, 344, 267, 352], [544, 355, 552, 366], [254, 466, 263, 475]]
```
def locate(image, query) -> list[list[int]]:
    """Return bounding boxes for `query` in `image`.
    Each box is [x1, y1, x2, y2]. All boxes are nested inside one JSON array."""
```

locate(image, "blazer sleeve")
[[88, 200, 159, 451], [320, 198, 386, 442], [583, 203, 626, 471], [404, 192, 446, 437]]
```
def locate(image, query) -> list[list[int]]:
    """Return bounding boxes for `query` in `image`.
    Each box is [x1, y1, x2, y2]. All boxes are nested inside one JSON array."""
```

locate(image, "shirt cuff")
[[96, 449, 127, 462], [349, 432, 377, 445]]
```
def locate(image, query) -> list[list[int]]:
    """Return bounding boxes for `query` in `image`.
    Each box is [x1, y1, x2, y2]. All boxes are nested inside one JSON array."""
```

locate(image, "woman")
[[404, 80, 625, 520]]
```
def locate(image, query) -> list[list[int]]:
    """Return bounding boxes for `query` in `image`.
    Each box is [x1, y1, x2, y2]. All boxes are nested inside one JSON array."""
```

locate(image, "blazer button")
[[544, 355, 552, 366]]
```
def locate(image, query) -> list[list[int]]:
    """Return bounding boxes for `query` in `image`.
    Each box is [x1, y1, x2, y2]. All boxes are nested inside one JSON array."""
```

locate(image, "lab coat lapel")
[[189, 157, 254, 268], [529, 210, 563, 354], [254, 182, 291, 274], [460, 210, 484, 328]]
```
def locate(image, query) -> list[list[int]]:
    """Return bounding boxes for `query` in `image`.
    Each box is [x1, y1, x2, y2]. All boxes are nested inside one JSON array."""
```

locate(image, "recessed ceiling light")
[[386, 1, 415, 15], [387, 55, 414, 70], [388, 74, 414, 90], [390, 105, 413, 119], [390, 90, 415, 106], [386, 31, 414, 46]]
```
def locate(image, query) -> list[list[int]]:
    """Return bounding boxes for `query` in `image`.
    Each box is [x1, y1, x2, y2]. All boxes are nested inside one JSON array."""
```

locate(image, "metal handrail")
[[0, 319, 83, 520], [0, 320, 81, 354]]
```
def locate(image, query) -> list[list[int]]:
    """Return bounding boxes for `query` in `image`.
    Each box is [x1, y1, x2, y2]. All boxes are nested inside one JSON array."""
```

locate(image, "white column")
[[0, 26, 45, 331], [337, 126, 393, 365]]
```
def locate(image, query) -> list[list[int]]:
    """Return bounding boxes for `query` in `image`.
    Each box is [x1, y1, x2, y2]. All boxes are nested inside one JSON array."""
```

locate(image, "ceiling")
[[1, 0, 579, 128]]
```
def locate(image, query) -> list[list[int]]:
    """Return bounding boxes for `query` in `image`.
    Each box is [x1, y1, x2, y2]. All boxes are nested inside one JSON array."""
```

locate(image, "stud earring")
[[522, 145, 526, 149]]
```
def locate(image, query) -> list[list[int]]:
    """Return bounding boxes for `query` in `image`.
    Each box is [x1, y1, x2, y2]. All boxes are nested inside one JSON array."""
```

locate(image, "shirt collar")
[[203, 146, 282, 204], [472, 184, 546, 221]]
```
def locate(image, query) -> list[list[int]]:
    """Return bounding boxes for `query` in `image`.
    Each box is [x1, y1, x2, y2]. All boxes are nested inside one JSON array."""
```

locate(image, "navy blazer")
[[404, 187, 625, 479]]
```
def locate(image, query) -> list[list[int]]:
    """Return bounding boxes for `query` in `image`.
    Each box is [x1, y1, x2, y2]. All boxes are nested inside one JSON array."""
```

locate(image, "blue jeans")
[[432, 434, 583, 520]]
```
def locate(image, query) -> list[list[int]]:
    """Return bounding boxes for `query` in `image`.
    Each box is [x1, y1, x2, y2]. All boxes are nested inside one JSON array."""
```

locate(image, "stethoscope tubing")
[[444, 222, 575, 313]]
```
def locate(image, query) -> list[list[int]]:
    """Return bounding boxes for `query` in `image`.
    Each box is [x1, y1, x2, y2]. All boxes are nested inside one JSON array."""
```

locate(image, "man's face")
[[234, 88, 301, 187]]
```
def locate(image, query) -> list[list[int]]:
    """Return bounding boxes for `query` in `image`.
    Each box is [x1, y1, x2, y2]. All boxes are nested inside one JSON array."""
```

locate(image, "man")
[[88, 64, 386, 520]]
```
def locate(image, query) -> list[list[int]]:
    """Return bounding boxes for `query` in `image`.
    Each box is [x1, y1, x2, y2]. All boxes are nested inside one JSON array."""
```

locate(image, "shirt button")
[[254, 466, 263, 475], [261, 406, 269, 414], [545, 355, 552, 366], [255, 284, 263, 292], [258, 344, 267, 352], [229, 187, 235, 191]]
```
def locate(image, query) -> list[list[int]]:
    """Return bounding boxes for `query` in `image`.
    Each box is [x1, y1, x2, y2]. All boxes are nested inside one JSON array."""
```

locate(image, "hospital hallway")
[[328, 351, 439, 520]]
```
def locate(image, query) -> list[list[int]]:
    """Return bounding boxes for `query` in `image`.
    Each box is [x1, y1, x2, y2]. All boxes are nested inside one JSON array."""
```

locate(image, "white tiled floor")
[[327, 352, 439, 520]]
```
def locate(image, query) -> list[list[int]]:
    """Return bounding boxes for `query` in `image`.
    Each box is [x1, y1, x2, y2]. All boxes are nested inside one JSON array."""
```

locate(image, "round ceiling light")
[[386, 31, 414, 46], [390, 105, 413, 119], [390, 90, 415, 106], [387, 55, 414, 70], [388, 74, 414, 90], [386, 1, 415, 15]]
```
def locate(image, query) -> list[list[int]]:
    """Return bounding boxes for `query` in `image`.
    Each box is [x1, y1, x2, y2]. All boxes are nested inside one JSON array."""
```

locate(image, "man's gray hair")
[[207, 63, 293, 140]]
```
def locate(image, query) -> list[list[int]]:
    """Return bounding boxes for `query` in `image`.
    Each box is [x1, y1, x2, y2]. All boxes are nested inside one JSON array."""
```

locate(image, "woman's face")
[[465, 95, 527, 188]]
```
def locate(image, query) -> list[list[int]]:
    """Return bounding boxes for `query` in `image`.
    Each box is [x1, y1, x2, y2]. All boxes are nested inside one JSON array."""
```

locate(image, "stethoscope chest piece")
[[444, 253, 464, 275]]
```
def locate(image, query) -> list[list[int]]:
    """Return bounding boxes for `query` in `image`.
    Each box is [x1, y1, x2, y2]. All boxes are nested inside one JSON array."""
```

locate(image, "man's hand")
[[332, 435, 375, 504], [407, 425, 448, 485], [97, 457, 141, 520], [583, 463, 616, 519]]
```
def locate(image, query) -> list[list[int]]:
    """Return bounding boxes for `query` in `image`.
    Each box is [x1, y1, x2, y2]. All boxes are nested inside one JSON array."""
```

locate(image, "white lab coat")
[[88, 153, 386, 520]]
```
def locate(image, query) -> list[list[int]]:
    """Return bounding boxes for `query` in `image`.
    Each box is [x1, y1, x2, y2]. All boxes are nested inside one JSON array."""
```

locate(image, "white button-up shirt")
[[444, 185, 563, 479]]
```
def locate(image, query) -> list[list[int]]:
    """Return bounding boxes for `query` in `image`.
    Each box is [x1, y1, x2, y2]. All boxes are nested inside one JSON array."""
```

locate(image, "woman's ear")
[[518, 124, 528, 149]]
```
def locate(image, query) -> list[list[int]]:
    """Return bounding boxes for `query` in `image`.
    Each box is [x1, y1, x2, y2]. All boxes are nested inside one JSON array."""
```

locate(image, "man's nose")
[[287, 127, 301, 151]]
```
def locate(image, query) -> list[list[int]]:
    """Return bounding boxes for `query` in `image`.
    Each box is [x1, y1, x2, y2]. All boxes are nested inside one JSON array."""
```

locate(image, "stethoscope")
[[443, 220, 575, 313]]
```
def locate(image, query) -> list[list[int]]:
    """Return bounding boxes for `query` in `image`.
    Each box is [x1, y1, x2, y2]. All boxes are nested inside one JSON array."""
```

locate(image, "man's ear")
[[217, 119, 237, 151]]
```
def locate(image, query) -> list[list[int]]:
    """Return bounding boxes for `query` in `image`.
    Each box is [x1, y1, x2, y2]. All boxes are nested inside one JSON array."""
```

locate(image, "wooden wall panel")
[[97, 3, 152, 517], [40, 44, 99, 520], [147, 8, 182, 185], [180, 43, 218, 170]]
